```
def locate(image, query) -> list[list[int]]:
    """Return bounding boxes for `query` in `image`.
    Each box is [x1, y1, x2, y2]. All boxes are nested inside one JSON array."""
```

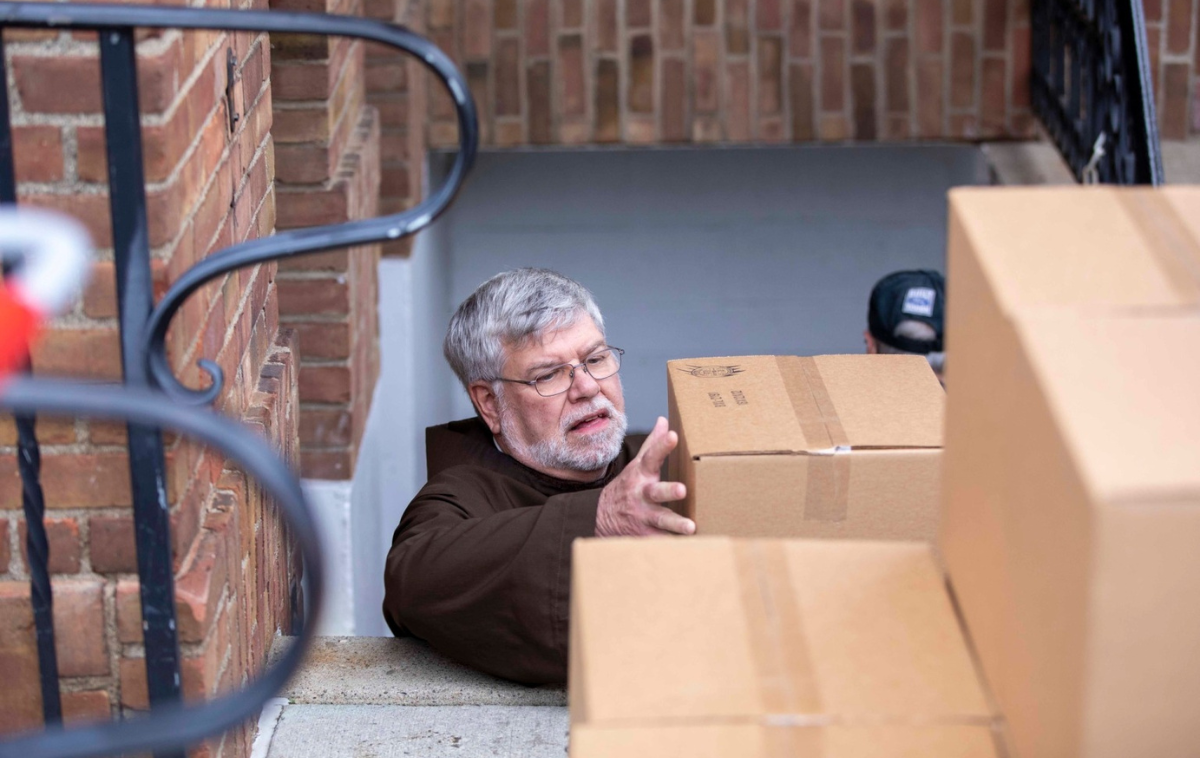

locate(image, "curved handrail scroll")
[[0, 377, 325, 758], [0, 1, 479, 403]]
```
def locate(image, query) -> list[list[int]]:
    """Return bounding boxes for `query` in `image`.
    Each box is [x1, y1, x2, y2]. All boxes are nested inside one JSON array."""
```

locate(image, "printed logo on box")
[[901, 287, 936, 317], [677, 364, 744, 378]]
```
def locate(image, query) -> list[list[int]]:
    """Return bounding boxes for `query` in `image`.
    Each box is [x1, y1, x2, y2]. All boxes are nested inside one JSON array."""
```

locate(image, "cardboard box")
[[666, 354, 944, 540], [941, 186, 1200, 758], [569, 537, 1001, 758]]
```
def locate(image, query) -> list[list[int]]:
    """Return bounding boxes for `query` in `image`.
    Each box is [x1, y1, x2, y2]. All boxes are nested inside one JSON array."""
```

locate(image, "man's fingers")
[[637, 417, 677, 474], [646, 505, 696, 535], [642, 481, 686, 503]]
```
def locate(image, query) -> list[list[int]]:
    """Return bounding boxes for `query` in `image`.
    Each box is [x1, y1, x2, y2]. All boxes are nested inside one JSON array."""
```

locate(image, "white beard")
[[499, 394, 628, 475]]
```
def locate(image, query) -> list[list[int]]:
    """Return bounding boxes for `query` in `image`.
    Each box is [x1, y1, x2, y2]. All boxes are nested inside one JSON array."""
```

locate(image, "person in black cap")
[[865, 269, 945, 384]]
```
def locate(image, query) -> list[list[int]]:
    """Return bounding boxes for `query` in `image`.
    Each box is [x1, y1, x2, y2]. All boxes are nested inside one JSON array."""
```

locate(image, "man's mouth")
[[568, 410, 610, 433]]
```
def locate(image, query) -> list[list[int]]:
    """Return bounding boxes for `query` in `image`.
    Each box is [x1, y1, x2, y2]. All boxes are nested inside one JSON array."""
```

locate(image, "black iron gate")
[[0, 4, 477, 757], [1030, 0, 1164, 184]]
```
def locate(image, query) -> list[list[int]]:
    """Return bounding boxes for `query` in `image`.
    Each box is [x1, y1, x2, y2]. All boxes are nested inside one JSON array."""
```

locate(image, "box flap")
[[947, 187, 1200, 313], [666, 355, 944, 456], [571, 538, 991, 727], [1013, 311, 1200, 504]]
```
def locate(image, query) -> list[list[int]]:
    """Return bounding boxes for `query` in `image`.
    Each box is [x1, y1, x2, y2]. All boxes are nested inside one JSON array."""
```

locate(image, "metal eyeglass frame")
[[495, 347, 625, 397]]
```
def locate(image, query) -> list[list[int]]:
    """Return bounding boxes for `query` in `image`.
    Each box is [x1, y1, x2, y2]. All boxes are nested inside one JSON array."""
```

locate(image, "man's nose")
[[567, 365, 601, 400]]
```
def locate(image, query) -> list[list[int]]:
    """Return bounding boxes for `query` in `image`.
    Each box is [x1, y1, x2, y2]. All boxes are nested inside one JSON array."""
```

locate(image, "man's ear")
[[864, 330, 878, 354], [469, 381, 503, 435]]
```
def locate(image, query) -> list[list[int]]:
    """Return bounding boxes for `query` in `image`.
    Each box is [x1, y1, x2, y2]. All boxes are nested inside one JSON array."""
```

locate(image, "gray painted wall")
[[438, 145, 987, 432], [357, 144, 986, 635]]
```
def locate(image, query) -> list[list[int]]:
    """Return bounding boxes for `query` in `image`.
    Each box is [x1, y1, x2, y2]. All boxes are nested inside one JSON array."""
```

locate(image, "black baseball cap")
[[867, 269, 945, 354]]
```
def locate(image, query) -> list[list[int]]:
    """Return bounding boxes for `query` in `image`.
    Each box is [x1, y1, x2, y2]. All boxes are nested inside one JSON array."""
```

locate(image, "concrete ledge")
[[982, 141, 1077, 185], [1163, 139, 1200, 183], [265, 705, 569, 758], [271, 636, 567, 706]]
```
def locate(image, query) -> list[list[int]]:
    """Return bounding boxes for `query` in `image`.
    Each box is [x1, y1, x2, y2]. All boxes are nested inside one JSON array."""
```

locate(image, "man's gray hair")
[[444, 268, 606, 389], [877, 319, 945, 373]]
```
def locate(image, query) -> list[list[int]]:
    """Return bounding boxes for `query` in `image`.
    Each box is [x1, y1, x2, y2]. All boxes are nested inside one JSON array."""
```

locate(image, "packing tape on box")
[[734, 540, 822, 715], [1118, 191, 1200, 303], [777, 357, 851, 522]]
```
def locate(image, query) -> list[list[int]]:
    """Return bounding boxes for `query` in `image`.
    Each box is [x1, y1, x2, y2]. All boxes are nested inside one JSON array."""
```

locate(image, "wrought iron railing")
[[0, 4, 477, 757], [1031, 0, 1164, 184]]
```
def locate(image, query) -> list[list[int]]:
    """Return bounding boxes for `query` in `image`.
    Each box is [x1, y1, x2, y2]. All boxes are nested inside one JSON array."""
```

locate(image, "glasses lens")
[[585, 349, 620, 380], [534, 367, 572, 397]]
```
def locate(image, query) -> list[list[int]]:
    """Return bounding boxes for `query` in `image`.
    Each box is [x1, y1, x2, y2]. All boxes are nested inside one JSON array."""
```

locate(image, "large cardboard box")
[[666, 354, 944, 540], [941, 186, 1200, 758], [569, 537, 1001, 758]]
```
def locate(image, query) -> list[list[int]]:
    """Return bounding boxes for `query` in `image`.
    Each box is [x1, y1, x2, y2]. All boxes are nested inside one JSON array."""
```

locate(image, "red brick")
[[1011, 24, 1030, 108], [917, 58, 944, 136], [1145, 0, 1162, 21], [983, 0, 1007, 51], [852, 0, 876, 54], [884, 0, 906, 30], [694, 31, 721, 112], [661, 0, 687, 48], [885, 38, 910, 112], [496, 38, 521, 116], [949, 32, 975, 108], [300, 449, 353, 479], [819, 113, 850, 139], [20, 193, 113, 249], [663, 58, 688, 141], [916, 0, 943, 55], [758, 37, 783, 115], [30, 327, 122, 380], [696, 0, 717, 24], [0, 582, 41, 734], [628, 0, 652, 26], [301, 408, 354, 447], [559, 35, 586, 117], [949, 113, 978, 138], [563, 0, 583, 26], [279, 250, 350, 273], [526, 0, 550, 55], [0, 453, 130, 510], [726, 0, 750, 52], [18, 518, 81, 575], [886, 114, 912, 139], [820, 0, 845, 29], [464, 0, 492, 59], [429, 0, 454, 27], [821, 36, 846, 111], [851, 63, 877, 139], [13, 55, 103, 114], [790, 63, 816, 140], [528, 61, 553, 144], [278, 279, 350, 317], [13, 125, 63, 183], [597, 0, 619, 49], [1166, 0, 1192, 54], [790, 0, 813, 57], [116, 577, 142, 643], [176, 528, 226, 643], [980, 56, 1006, 135], [1161, 63, 1191, 140], [62, 690, 111, 725], [120, 653, 209, 709], [629, 35, 655, 112], [595, 59, 621, 142], [495, 0, 518, 28], [726, 61, 752, 139], [51, 578, 107, 677], [952, 0, 972, 24], [0, 520, 8, 574], [88, 515, 137, 573], [299, 366, 352, 403]]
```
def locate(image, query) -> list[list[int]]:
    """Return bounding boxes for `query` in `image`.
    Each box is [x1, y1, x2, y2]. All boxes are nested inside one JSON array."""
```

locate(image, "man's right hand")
[[595, 416, 696, 537]]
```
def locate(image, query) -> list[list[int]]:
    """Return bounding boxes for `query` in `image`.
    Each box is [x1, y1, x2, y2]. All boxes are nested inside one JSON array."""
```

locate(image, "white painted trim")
[[248, 697, 289, 758]]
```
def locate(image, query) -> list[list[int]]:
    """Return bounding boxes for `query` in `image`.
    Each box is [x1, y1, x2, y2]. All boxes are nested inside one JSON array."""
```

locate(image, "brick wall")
[[0, 2, 303, 755], [271, 0, 384, 480], [421, 0, 1200, 147]]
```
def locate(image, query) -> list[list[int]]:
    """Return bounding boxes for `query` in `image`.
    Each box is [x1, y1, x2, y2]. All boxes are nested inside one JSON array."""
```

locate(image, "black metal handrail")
[[0, 5, 477, 758], [0, 378, 325, 758], [1031, 0, 1163, 184]]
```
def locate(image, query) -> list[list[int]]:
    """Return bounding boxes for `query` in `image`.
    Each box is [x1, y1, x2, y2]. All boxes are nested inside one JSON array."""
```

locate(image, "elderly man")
[[383, 268, 695, 684]]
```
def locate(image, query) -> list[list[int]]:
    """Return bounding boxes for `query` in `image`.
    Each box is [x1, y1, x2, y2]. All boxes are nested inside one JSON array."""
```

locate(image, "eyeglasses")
[[496, 347, 625, 397]]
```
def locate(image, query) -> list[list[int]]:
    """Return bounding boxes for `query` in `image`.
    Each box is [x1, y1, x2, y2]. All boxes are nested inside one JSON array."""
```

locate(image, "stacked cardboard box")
[[569, 537, 1001, 758], [666, 354, 944, 540], [941, 186, 1200, 758]]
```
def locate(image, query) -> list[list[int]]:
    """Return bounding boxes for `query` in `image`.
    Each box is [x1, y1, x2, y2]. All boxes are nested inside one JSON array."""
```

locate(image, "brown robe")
[[382, 417, 644, 685]]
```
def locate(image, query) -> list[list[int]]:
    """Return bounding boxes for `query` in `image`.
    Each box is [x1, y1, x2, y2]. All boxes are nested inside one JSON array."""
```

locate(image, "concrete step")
[[255, 637, 568, 757]]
